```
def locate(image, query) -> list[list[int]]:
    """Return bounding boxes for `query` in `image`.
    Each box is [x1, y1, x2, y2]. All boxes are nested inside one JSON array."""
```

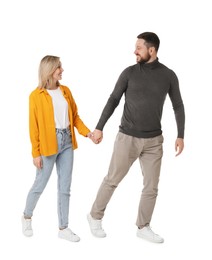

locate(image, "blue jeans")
[[24, 128, 74, 229]]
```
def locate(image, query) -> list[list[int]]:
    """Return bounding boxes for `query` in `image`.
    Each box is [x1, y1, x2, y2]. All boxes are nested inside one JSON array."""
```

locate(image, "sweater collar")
[[139, 57, 159, 69]]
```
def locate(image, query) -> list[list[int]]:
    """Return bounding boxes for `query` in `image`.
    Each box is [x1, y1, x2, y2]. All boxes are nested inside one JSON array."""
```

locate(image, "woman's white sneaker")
[[137, 226, 164, 243], [87, 214, 106, 238], [58, 228, 80, 242], [21, 216, 33, 237]]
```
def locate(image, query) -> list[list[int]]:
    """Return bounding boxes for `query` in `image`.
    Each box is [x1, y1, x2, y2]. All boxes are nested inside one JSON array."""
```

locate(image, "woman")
[[22, 55, 93, 242]]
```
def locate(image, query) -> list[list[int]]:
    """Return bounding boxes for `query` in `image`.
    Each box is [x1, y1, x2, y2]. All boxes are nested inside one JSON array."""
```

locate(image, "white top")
[[47, 87, 70, 129]]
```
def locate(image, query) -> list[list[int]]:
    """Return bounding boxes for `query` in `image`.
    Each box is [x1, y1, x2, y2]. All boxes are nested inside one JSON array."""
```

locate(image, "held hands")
[[87, 129, 103, 144]]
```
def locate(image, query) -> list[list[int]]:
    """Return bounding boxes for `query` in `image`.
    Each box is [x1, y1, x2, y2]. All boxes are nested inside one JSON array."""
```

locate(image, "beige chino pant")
[[90, 132, 164, 228]]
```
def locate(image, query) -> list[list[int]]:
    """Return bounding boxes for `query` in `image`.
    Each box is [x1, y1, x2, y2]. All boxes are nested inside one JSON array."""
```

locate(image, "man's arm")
[[169, 71, 185, 156], [95, 68, 129, 132]]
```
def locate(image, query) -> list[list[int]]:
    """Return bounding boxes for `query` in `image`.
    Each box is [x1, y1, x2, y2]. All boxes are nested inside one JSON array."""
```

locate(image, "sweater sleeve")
[[96, 68, 129, 130], [168, 70, 185, 138]]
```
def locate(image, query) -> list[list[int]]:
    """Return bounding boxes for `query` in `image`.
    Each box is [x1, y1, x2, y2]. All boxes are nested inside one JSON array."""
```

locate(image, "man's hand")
[[93, 129, 103, 144], [175, 138, 184, 156]]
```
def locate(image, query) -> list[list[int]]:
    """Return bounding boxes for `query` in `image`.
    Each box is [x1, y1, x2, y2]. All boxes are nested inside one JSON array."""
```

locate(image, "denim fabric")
[[24, 128, 74, 229]]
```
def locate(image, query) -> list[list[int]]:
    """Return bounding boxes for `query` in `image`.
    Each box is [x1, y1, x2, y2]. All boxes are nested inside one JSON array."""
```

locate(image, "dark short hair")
[[137, 32, 160, 52]]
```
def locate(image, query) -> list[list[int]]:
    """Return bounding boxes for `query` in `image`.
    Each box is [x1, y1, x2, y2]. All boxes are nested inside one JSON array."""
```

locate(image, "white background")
[[0, 0, 211, 259]]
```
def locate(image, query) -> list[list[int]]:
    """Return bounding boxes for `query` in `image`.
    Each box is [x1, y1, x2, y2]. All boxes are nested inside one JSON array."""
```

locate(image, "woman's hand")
[[33, 156, 43, 169], [87, 130, 103, 144]]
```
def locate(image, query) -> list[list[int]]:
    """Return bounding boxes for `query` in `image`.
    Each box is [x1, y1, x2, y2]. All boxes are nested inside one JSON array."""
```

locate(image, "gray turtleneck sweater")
[[96, 58, 185, 138]]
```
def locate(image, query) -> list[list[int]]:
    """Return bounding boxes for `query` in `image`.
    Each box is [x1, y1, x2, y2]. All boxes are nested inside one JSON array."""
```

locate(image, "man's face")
[[134, 39, 151, 63]]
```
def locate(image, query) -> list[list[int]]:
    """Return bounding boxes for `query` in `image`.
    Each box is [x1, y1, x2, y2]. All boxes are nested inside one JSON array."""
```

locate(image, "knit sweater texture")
[[96, 58, 185, 138]]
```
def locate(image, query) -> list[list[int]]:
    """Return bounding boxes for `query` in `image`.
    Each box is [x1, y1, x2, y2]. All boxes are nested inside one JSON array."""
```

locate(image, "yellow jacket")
[[29, 85, 90, 157]]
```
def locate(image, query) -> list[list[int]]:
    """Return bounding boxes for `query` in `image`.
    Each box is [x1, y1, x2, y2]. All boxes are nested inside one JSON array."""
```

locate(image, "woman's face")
[[52, 62, 64, 81]]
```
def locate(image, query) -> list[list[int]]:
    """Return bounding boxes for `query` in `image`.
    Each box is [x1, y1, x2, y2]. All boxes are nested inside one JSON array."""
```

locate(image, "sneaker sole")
[[58, 233, 80, 242], [137, 233, 164, 243]]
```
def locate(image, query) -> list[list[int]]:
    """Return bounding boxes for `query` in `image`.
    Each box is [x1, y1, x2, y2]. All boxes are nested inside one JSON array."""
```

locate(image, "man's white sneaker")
[[22, 216, 33, 237], [87, 214, 106, 238], [58, 228, 80, 242], [137, 226, 164, 243]]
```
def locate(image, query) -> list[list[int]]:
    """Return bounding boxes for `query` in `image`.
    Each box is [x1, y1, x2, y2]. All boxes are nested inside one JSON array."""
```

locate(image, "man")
[[88, 32, 185, 243]]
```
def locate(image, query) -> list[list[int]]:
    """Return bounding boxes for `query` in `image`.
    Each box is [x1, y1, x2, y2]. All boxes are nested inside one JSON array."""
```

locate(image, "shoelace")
[[146, 226, 159, 237], [68, 229, 76, 236], [25, 220, 32, 231], [92, 219, 103, 229]]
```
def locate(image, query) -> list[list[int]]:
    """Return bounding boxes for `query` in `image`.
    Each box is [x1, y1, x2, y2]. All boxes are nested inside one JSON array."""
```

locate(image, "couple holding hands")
[[22, 32, 185, 244]]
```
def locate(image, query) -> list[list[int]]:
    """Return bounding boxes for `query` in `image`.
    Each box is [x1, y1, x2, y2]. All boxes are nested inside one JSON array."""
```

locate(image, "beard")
[[136, 53, 151, 63]]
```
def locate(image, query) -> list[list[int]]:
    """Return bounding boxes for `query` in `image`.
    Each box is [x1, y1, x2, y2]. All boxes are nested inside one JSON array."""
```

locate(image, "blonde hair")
[[38, 55, 61, 89]]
